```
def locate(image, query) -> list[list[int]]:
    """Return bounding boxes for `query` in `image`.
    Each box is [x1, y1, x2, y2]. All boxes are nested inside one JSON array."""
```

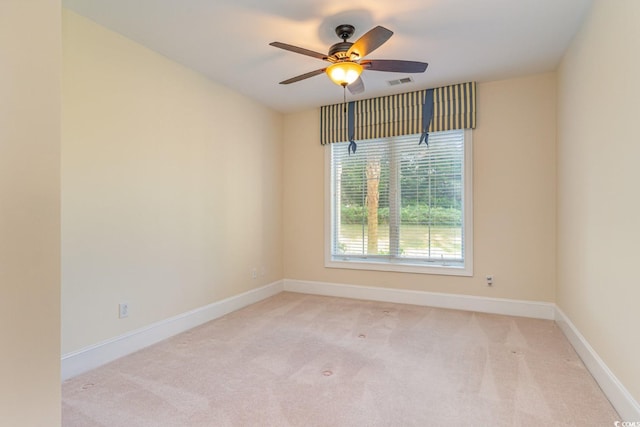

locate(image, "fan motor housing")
[[328, 41, 353, 59]]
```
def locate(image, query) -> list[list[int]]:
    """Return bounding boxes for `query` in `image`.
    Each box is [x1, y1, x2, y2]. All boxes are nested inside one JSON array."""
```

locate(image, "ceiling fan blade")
[[279, 68, 327, 85], [347, 26, 393, 59], [362, 59, 428, 73], [347, 76, 365, 95], [269, 42, 328, 61]]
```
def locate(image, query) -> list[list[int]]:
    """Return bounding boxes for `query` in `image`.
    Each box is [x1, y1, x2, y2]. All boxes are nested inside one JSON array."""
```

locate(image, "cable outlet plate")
[[119, 302, 129, 318]]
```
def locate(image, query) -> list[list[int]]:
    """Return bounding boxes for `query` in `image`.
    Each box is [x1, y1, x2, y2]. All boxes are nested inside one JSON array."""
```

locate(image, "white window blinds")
[[330, 130, 467, 268]]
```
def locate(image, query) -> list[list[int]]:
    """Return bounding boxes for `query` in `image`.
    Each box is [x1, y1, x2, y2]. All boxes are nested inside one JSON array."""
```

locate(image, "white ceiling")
[[62, 0, 592, 113]]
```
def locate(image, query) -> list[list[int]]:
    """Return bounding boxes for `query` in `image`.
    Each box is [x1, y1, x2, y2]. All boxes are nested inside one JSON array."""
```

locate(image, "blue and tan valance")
[[320, 81, 476, 145]]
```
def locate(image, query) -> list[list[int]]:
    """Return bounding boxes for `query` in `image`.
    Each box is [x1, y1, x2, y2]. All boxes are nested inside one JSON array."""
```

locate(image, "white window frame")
[[324, 129, 473, 276]]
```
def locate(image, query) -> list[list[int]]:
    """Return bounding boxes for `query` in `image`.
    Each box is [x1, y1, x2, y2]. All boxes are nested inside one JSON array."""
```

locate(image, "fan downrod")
[[329, 25, 356, 59]]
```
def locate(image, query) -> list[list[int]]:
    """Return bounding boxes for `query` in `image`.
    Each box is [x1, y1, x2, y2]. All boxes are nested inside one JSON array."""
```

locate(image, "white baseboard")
[[61, 280, 284, 381], [555, 307, 640, 421], [283, 279, 556, 320]]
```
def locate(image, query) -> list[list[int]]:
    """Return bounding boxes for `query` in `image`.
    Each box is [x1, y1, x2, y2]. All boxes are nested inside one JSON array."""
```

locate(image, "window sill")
[[325, 258, 473, 277]]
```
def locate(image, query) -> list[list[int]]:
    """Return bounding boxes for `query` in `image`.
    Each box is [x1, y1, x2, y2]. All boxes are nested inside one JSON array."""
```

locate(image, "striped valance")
[[320, 81, 476, 145]]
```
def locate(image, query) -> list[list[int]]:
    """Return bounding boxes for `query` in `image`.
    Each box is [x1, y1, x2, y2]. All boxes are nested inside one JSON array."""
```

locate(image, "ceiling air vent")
[[387, 77, 414, 86]]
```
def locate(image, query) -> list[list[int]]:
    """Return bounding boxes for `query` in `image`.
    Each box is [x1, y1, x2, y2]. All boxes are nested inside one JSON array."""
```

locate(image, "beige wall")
[[0, 1, 61, 425], [61, 11, 283, 354], [557, 0, 640, 403], [283, 73, 557, 302]]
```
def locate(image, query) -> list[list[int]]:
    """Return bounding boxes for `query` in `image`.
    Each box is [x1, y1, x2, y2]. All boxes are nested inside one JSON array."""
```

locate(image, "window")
[[325, 129, 472, 276]]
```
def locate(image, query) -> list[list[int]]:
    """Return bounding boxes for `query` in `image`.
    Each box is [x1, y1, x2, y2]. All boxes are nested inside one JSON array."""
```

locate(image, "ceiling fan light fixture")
[[326, 61, 363, 87], [271, 24, 427, 93]]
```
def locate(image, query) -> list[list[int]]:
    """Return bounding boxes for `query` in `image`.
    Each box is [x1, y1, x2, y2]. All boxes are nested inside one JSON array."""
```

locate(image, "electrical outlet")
[[119, 302, 129, 318], [251, 268, 257, 279], [486, 275, 494, 286]]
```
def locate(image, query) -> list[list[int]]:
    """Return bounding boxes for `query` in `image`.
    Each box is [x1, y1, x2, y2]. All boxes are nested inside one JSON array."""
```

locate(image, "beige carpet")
[[62, 292, 619, 426]]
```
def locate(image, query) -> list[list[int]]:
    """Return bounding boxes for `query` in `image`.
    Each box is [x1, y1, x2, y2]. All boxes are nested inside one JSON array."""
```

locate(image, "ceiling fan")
[[270, 24, 428, 94]]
